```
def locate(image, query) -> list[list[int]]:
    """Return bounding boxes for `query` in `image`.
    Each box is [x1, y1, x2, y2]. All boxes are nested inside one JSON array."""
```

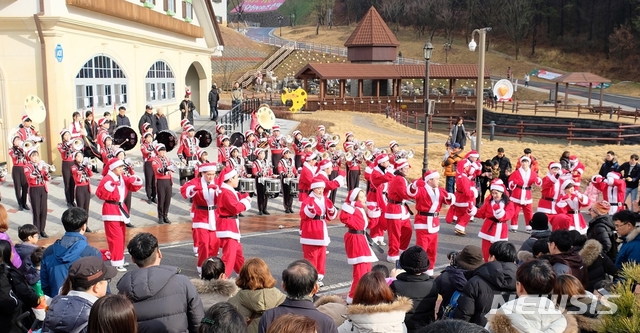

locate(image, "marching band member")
[[300, 176, 338, 287], [556, 180, 590, 234], [228, 147, 245, 178], [345, 143, 361, 192], [446, 151, 481, 236], [368, 154, 395, 245], [477, 179, 514, 261], [68, 111, 84, 138], [508, 156, 542, 232], [181, 162, 221, 275], [365, 140, 375, 153], [215, 124, 226, 147], [292, 130, 304, 169], [389, 141, 401, 164], [251, 148, 272, 215], [179, 119, 190, 143], [268, 125, 285, 173], [71, 151, 94, 232], [193, 149, 210, 179], [140, 132, 157, 204], [17, 115, 45, 143], [316, 125, 327, 153], [218, 136, 231, 165], [152, 143, 176, 224], [569, 155, 585, 186], [24, 149, 51, 238], [316, 159, 345, 199], [339, 188, 380, 303], [100, 135, 116, 171], [242, 130, 257, 162], [178, 125, 199, 163], [255, 124, 268, 139], [278, 148, 298, 213], [58, 129, 76, 208], [217, 167, 252, 276], [298, 152, 318, 203], [385, 158, 413, 263], [591, 171, 626, 215], [327, 141, 342, 203], [8, 136, 29, 210], [96, 118, 111, 150], [408, 170, 454, 275], [95, 158, 143, 271], [537, 162, 566, 219], [343, 132, 354, 151]]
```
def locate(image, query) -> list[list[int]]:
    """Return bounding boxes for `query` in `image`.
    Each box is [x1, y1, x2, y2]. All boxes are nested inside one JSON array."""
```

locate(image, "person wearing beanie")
[[434, 245, 484, 319], [58, 129, 77, 208], [385, 159, 413, 263], [556, 180, 590, 234], [518, 212, 551, 254], [477, 180, 515, 261], [508, 155, 542, 233], [368, 154, 394, 246], [390, 245, 438, 332], [251, 148, 273, 215], [591, 171, 626, 215], [587, 201, 617, 261]]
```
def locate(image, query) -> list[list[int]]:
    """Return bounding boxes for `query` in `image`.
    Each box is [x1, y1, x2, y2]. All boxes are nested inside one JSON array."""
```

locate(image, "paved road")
[[245, 27, 277, 43]]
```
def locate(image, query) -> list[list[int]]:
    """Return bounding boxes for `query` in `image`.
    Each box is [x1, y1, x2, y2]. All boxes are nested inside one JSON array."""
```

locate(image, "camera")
[[447, 251, 458, 267]]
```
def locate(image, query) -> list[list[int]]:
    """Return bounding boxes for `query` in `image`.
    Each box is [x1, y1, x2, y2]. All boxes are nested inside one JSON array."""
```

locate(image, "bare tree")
[[379, 0, 404, 31], [501, 0, 534, 59], [404, 0, 436, 37], [435, 0, 462, 44], [313, 0, 335, 34], [470, 0, 503, 50]]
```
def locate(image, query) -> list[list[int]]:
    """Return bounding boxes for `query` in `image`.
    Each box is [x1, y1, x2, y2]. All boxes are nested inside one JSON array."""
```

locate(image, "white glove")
[[125, 158, 132, 165]]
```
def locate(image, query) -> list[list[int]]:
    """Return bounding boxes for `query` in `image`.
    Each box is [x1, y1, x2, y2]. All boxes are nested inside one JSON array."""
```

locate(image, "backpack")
[[441, 290, 461, 319]]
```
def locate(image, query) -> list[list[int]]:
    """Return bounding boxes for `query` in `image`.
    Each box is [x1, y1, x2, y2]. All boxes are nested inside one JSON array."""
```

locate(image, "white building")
[[211, 0, 228, 25]]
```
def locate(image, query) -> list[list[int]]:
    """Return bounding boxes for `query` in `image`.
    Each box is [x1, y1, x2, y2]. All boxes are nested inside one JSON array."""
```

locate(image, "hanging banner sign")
[[231, 0, 286, 13]]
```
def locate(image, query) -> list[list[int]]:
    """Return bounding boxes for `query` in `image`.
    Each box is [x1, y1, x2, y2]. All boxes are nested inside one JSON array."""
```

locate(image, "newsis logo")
[[487, 294, 619, 315]]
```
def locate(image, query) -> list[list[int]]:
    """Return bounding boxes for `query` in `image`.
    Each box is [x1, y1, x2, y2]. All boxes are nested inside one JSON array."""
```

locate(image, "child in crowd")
[[15, 224, 41, 285], [371, 264, 394, 285]]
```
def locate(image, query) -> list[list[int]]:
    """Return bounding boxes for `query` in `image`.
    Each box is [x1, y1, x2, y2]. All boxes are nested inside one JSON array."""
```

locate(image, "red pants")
[[387, 218, 412, 260], [369, 216, 387, 239], [446, 205, 472, 230], [302, 244, 327, 278], [195, 228, 220, 270], [105, 221, 126, 266], [416, 230, 438, 272], [482, 239, 492, 262], [348, 262, 372, 302], [219, 238, 245, 276], [512, 203, 533, 228], [192, 228, 198, 254]]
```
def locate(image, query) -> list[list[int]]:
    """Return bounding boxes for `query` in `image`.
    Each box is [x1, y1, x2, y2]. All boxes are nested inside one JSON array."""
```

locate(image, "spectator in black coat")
[[138, 105, 156, 135], [542, 230, 590, 288], [115, 106, 131, 129], [587, 201, 618, 261], [560, 151, 571, 173], [208, 84, 220, 121], [617, 154, 640, 211], [155, 108, 169, 132], [84, 111, 98, 145], [103, 112, 115, 136], [598, 150, 619, 177], [452, 241, 517, 327], [390, 246, 438, 332], [518, 213, 551, 255], [491, 148, 512, 185], [579, 239, 618, 292], [434, 245, 484, 319]]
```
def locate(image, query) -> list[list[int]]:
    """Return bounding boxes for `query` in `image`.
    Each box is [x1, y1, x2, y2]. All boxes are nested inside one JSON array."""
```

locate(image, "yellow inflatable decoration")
[[280, 87, 307, 112]]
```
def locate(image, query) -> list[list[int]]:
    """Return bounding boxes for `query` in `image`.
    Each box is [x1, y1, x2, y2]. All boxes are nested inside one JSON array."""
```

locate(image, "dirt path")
[[351, 114, 447, 146]]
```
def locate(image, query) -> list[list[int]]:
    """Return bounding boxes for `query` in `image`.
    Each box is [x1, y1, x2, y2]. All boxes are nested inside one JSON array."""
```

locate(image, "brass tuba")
[[71, 138, 84, 151]]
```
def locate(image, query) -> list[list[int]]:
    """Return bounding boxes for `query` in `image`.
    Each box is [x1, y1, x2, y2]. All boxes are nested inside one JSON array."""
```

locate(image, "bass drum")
[[155, 130, 178, 152], [113, 125, 138, 151], [230, 132, 245, 148], [195, 129, 213, 148]]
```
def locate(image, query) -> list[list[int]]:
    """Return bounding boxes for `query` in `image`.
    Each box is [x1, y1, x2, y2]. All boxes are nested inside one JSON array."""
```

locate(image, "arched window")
[[145, 61, 176, 102], [75, 55, 128, 112]]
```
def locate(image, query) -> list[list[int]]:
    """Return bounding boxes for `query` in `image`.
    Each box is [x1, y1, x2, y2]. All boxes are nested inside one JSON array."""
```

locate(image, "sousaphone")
[[256, 104, 275, 130], [113, 125, 138, 151], [23, 95, 47, 124], [195, 129, 213, 148], [156, 130, 178, 152]]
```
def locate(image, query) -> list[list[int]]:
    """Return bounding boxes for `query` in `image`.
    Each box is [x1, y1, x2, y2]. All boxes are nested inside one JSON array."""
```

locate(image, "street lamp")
[[278, 15, 284, 37], [422, 41, 434, 175], [468, 27, 491, 157]]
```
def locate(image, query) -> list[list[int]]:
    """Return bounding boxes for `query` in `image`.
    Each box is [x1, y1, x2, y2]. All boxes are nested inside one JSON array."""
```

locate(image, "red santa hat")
[[389, 140, 399, 149], [570, 155, 579, 163], [423, 170, 440, 181], [108, 157, 124, 171], [184, 125, 195, 132], [244, 130, 254, 138], [318, 159, 332, 170], [344, 142, 355, 149], [254, 148, 264, 156], [607, 171, 621, 180], [490, 179, 506, 192], [102, 135, 113, 144], [327, 140, 337, 148], [114, 148, 125, 157], [143, 132, 154, 139], [292, 130, 302, 137], [154, 143, 166, 152], [229, 146, 239, 154], [220, 135, 230, 142], [180, 119, 190, 128], [365, 140, 374, 146], [303, 141, 312, 148], [395, 158, 410, 170], [142, 123, 152, 132], [548, 162, 562, 170], [59, 129, 70, 137], [282, 148, 291, 155], [465, 150, 479, 159], [345, 132, 354, 139], [197, 149, 207, 159], [98, 118, 108, 127], [215, 124, 225, 132], [198, 162, 218, 173], [347, 188, 362, 203], [26, 148, 38, 157], [219, 167, 238, 184], [305, 152, 318, 162], [561, 178, 575, 190], [272, 125, 281, 131], [317, 125, 325, 131], [310, 176, 325, 189], [520, 155, 531, 163], [22, 115, 31, 122]]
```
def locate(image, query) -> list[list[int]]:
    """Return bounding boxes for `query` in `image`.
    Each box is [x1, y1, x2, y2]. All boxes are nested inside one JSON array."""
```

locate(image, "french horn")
[[331, 134, 340, 142], [321, 152, 331, 160], [344, 152, 354, 162]]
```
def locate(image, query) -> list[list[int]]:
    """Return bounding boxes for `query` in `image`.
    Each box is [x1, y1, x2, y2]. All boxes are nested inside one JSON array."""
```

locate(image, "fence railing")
[[218, 98, 261, 133], [485, 99, 640, 123]]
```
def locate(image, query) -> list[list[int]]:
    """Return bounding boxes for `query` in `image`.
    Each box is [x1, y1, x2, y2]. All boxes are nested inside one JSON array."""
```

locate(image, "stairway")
[[238, 46, 294, 88]]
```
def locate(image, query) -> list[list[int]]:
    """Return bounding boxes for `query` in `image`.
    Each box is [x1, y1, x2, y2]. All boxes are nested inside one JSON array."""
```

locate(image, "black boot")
[[125, 223, 135, 228], [262, 210, 270, 215], [40, 231, 49, 238], [164, 216, 171, 224], [22, 204, 30, 211], [158, 216, 165, 224], [85, 227, 92, 233]]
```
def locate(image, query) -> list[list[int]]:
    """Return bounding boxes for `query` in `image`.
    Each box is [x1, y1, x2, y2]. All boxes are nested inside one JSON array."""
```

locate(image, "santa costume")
[[95, 158, 143, 269], [298, 152, 318, 203], [385, 159, 413, 262], [446, 151, 481, 235], [555, 179, 590, 234], [339, 188, 380, 303], [407, 170, 454, 275], [591, 171, 626, 214], [536, 162, 565, 220], [315, 159, 345, 198], [300, 176, 338, 285], [507, 156, 542, 232], [569, 155, 585, 187], [367, 154, 394, 245], [477, 179, 515, 261]]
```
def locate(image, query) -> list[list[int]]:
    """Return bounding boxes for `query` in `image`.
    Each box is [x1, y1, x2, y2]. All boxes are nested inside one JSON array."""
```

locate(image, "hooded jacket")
[[40, 233, 102, 297], [390, 272, 438, 332], [315, 295, 348, 327], [42, 291, 97, 333], [453, 261, 517, 327], [560, 296, 605, 333], [579, 239, 618, 291], [519, 229, 552, 254], [485, 296, 578, 333], [190, 278, 238, 310], [227, 287, 286, 333], [586, 214, 617, 261], [544, 250, 590, 288], [117, 265, 204, 333], [14, 243, 39, 285], [434, 266, 471, 318], [337, 297, 413, 333], [616, 227, 640, 269]]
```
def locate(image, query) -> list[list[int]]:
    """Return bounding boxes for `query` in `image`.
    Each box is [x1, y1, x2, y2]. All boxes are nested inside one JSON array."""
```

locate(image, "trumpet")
[[125, 158, 142, 168], [172, 159, 186, 168], [71, 138, 84, 151], [284, 135, 293, 144], [40, 162, 56, 173]]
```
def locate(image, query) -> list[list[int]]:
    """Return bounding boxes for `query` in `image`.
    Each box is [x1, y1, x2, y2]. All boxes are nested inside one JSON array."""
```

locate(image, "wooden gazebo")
[[552, 72, 611, 107]]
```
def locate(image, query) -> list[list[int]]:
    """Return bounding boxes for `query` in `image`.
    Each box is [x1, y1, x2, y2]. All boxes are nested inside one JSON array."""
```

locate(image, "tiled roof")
[[344, 7, 400, 47], [551, 72, 611, 83], [296, 63, 490, 80]]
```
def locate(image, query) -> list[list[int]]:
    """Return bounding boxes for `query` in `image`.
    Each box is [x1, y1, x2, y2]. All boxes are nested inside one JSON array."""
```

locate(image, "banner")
[[531, 69, 610, 89], [231, 0, 286, 13]]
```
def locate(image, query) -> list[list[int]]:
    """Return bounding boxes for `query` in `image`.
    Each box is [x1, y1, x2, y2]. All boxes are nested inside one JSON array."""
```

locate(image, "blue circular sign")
[[55, 44, 63, 63]]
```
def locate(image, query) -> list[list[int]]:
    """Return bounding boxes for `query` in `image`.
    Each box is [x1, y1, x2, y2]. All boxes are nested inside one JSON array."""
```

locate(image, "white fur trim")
[[335, 175, 345, 187], [110, 259, 125, 267], [561, 179, 574, 190], [109, 159, 124, 171], [367, 208, 381, 218], [199, 165, 217, 173], [549, 162, 561, 170], [520, 156, 531, 163], [310, 181, 325, 189], [304, 205, 316, 218], [327, 207, 338, 219], [132, 175, 143, 186], [349, 188, 362, 203], [240, 197, 252, 211], [396, 161, 410, 170], [424, 172, 439, 181], [470, 187, 478, 198], [494, 208, 505, 219], [378, 155, 389, 164], [407, 182, 418, 197], [341, 203, 355, 214], [607, 172, 620, 179], [185, 185, 198, 199], [104, 180, 116, 193], [469, 205, 477, 217], [490, 184, 504, 192]]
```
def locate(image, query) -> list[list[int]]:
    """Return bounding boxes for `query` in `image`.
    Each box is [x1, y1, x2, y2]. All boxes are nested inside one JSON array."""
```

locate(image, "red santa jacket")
[[300, 193, 337, 246], [268, 135, 284, 155], [570, 162, 586, 184], [556, 192, 589, 234], [57, 142, 74, 162], [278, 158, 298, 178], [95, 171, 143, 223], [591, 175, 626, 214], [385, 175, 412, 221], [71, 164, 93, 190], [293, 140, 305, 157], [477, 200, 515, 243], [508, 168, 542, 205], [181, 177, 219, 230], [339, 202, 380, 264], [298, 162, 316, 203], [516, 155, 540, 174], [316, 170, 344, 197], [216, 183, 251, 240], [367, 165, 394, 206], [408, 180, 455, 233], [17, 126, 41, 142], [96, 128, 109, 150], [453, 174, 478, 213], [537, 173, 563, 215], [140, 142, 156, 162], [178, 137, 199, 160], [9, 147, 27, 167], [24, 163, 50, 192], [100, 147, 116, 165], [316, 135, 326, 153]]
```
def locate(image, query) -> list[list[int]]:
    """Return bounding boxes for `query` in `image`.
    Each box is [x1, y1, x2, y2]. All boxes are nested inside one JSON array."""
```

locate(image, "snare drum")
[[179, 166, 195, 179], [239, 178, 256, 193], [289, 178, 299, 195], [245, 164, 253, 176], [265, 178, 281, 194]]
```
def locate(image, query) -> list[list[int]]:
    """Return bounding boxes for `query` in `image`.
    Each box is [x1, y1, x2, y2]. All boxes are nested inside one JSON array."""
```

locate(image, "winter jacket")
[[208, 88, 219, 106], [491, 155, 512, 183], [190, 278, 238, 310], [227, 287, 285, 333], [337, 296, 413, 333], [453, 261, 517, 327], [42, 290, 96, 333], [599, 159, 619, 178], [617, 162, 640, 189], [449, 124, 467, 148], [586, 214, 618, 261], [442, 152, 463, 177], [543, 250, 590, 288], [390, 273, 438, 332], [40, 233, 102, 297], [117, 265, 204, 333], [434, 266, 471, 319], [561, 157, 571, 172], [615, 227, 640, 269], [14, 243, 39, 286], [315, 295, 348, 327], [116, 114, 131, 128], [560, 296, 605, 333], [138, 112, 157, 135], [485, 296, 577, 333], [155, 115, 169, 132], [258, 298, 338, 333], [519, 229, 551, 254], [0, 264, 40, 333], [0, 232, 21, 268], [579, 240, 619, 292]]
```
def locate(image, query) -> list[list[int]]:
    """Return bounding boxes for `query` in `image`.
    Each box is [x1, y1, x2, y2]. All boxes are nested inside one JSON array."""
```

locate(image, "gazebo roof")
[[551, 72, 611, 83], [295, 63, 490, 80], [344, 7, 400, 47]]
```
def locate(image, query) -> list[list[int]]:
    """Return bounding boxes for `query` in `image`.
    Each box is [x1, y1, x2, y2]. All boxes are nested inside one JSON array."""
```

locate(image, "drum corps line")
[[4, 108, 627, 293]]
